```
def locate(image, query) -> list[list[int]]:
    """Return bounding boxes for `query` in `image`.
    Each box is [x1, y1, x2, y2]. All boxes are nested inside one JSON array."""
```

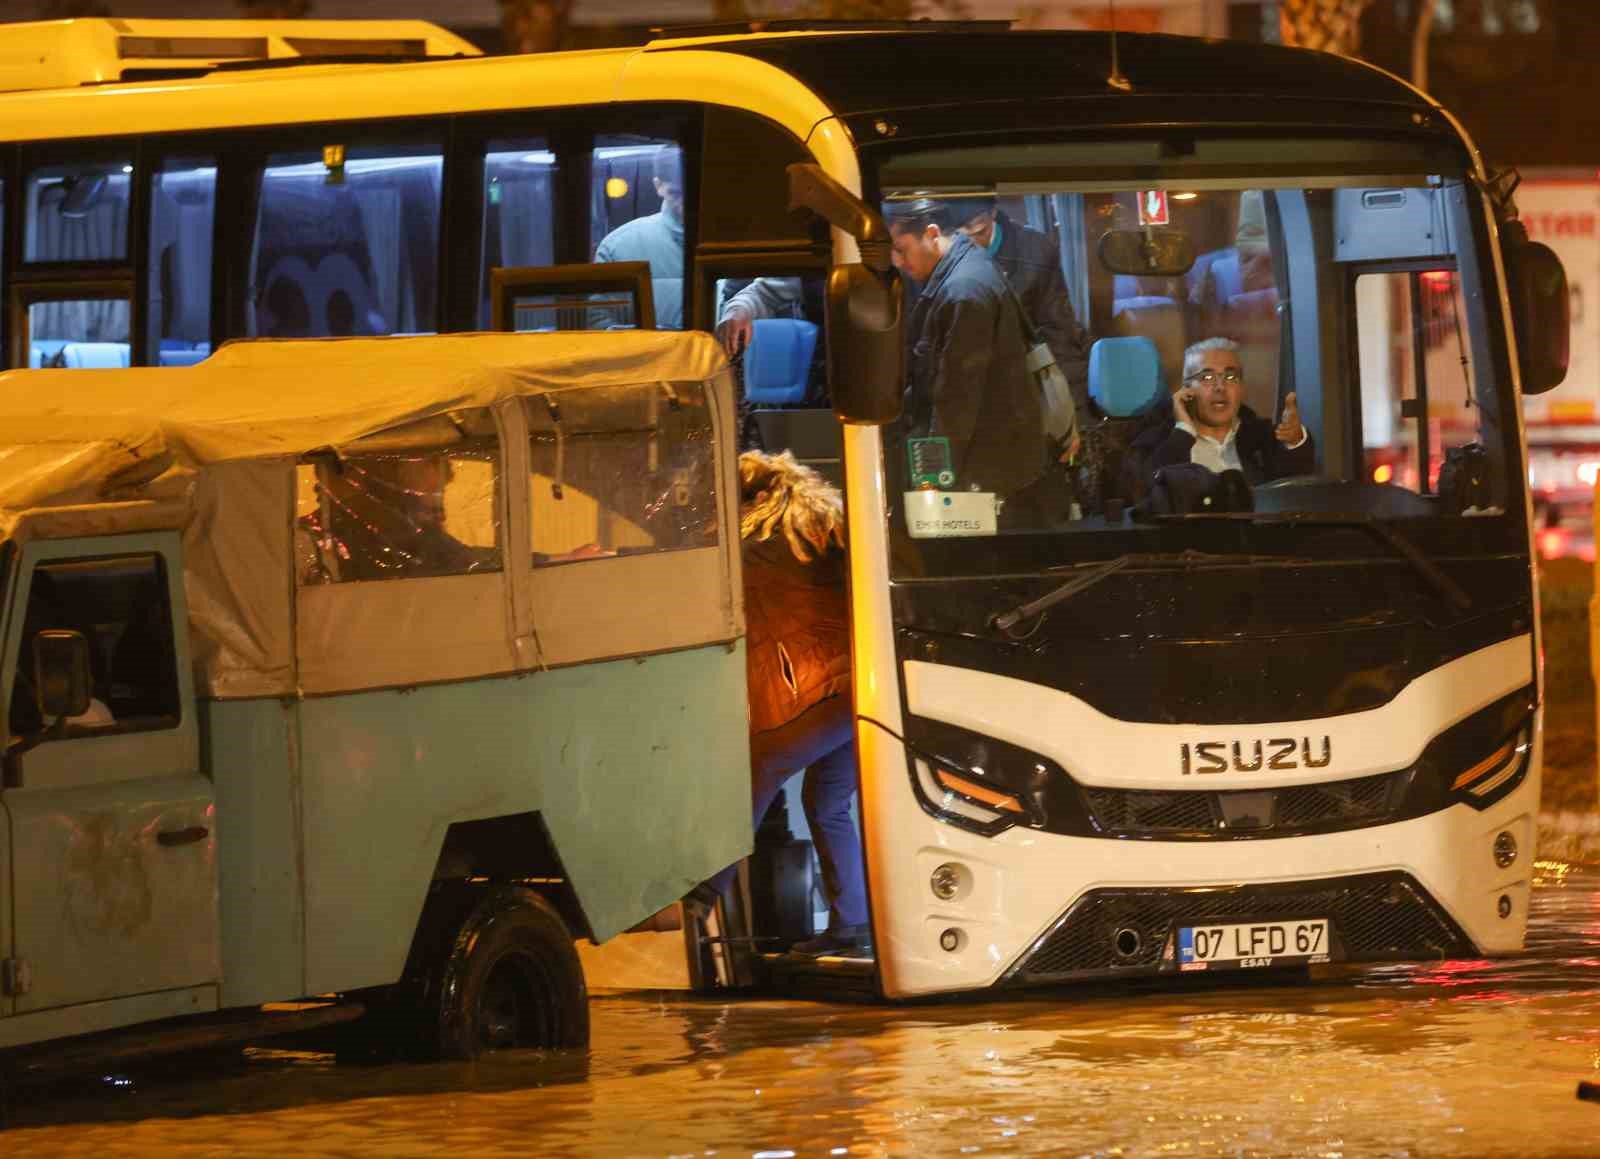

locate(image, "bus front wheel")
[[434, 887, 589, 1058]]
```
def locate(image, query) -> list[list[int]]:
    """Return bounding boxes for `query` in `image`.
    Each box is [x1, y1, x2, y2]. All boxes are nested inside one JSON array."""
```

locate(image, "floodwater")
[[7, 864, 1600, 1158]]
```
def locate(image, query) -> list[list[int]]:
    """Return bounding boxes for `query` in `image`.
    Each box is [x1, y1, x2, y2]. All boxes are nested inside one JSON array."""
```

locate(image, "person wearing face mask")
[[593, 145, 686, 329], [1139, 337, 1313, 484]]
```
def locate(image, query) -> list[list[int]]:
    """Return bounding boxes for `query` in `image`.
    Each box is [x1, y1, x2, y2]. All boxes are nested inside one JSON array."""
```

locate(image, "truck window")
[[526, 383, 717, 564], [295, 410, 503, 584], [9, 554, 180, 737]]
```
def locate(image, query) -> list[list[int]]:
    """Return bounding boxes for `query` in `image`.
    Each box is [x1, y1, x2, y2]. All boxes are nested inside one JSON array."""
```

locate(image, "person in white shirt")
[[1146, 337, 1314, 483]]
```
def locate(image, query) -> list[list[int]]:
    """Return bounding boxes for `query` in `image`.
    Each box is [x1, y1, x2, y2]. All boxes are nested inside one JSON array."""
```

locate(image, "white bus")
[[0, 18, 1567, 1006]]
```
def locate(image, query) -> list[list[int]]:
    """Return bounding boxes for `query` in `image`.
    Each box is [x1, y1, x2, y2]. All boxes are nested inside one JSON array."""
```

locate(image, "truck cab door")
[[0, 533, 219, 1017]]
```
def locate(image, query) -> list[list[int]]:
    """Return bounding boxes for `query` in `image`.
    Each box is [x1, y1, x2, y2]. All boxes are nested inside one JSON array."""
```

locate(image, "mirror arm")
[[786, 163, 896, 275]]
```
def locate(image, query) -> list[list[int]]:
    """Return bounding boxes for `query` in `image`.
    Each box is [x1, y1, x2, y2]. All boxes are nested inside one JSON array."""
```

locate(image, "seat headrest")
[[1089, 336, 1164, 418], [60, 342, 131, 369], [743, 318, 818, 406]]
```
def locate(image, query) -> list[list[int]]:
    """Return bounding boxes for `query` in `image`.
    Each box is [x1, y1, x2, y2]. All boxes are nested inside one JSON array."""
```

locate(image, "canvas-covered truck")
[[0, 331, 749, 1060]]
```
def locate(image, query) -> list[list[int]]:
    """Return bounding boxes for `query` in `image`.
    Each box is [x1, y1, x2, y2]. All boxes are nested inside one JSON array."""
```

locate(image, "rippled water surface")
[[8, 865, 1600, 1158]]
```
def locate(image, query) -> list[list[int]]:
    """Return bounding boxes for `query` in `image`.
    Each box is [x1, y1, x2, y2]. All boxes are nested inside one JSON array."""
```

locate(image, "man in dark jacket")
[[955, 198, 1092, 414], [1132, 337, 1313, 487], [890, 198, 1067, 525]]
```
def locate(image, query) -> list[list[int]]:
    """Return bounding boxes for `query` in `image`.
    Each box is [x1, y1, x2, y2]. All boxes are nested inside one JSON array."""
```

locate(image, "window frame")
[[9, 278, 136, 370], [1, 534, 197, 793], [490, 260, 656, 332], [1346, 255, 1466, 497]]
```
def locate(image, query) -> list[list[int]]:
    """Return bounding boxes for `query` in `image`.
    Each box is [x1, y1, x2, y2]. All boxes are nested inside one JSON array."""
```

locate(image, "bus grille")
[[1083, 771, 1406, 837], [1003, 872, 1472, 984]]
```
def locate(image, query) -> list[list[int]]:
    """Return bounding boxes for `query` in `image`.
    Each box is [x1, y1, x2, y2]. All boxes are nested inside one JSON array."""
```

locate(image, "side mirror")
[[826, 264, 905, 425], [1503, 221, 1569, 395], [34, 630, 91, 723], [1097, 228, 1196, 278], [787, 163, 904, 425]]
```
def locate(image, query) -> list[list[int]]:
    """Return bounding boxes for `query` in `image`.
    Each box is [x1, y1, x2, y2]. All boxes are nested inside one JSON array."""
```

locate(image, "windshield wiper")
[[988, 549, 1281, 634], [1150, 512, 1472, 614]]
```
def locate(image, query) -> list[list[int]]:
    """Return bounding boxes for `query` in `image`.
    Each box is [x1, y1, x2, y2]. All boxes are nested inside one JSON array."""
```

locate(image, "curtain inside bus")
[[247, 144, 443, 339]]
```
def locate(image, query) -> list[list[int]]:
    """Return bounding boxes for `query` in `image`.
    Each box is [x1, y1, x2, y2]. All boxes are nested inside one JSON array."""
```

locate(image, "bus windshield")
[[877, 166, 1521, 577]]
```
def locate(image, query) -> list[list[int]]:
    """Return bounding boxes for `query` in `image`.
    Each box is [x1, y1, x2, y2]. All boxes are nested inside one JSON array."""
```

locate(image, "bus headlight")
[[1448, 725, 1531, 808], [903, 714, 1065, 836]]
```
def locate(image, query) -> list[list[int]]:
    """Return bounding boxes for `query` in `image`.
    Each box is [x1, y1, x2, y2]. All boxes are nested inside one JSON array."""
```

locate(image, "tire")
[[432, 887, 589, 1059]]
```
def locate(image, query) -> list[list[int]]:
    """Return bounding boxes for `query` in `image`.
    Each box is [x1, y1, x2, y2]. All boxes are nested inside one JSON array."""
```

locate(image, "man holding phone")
[[1140, 337, 1313, 483]]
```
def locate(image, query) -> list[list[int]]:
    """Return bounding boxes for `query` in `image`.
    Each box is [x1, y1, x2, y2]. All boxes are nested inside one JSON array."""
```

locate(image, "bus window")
[[148, 157, 216, 367], [26, 298, 130, 368], [526, 383, 717, 565], [480, 139, 557, 328], [295, 411, 502, 585], [1356, 268, 1479, 494], [249, 143, 443, 339], [591, 135, 684, 329], [23, 158, 131, 264]]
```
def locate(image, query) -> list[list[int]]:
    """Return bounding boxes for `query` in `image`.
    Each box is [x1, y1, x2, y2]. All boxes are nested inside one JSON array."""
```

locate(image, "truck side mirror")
[[34, 630, 91, 722], [787, 163, 904, 425], [1503, 220, 1569, 395]]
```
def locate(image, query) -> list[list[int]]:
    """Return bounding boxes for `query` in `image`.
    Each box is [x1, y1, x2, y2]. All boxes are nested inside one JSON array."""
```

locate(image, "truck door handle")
[[156, 826, 209, 848]]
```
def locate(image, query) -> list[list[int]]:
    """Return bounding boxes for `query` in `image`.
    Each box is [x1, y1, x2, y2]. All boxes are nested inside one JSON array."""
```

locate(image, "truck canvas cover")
[[0, 331, 741, 698]]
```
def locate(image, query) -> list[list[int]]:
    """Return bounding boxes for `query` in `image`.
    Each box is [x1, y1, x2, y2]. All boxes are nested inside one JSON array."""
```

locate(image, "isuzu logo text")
[[1180, 737, 1332, 775]]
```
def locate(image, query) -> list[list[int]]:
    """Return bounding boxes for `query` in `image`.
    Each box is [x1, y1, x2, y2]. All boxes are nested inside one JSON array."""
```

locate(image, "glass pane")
[[480, 139, 557, 327], [10, 554, 179, 737], [526, 384, 717, 565], [24, 159, 132, 263], [1356, 272, 1424, 491], [27, 299, 130, 368], [867, 169, 1508, 573], [507, 287, 645, 333], [591, 136, 684, 329], [148, 157, 216, 367], [1355, 270, 1481, 496], [714, 274, 829, 407], [250, 143, 442, 338], [296, 412, 502, 585]]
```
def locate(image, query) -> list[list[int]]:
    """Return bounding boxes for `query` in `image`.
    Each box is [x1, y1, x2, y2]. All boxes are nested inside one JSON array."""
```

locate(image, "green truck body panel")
[[201, 642, 752, 1002]]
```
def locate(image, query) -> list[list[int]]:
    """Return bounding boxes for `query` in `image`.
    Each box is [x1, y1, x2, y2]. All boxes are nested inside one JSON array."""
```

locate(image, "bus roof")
[[0, 18, 480, 94], [659, 29, 1433, 117], [0, 26, 1448, 151]]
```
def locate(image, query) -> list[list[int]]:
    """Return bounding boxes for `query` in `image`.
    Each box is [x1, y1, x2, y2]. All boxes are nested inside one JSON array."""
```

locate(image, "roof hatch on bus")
[[0, 19, 481, 94]]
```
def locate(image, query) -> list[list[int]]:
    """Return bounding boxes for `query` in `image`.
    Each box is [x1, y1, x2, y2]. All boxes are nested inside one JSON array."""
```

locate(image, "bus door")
[[0, 535, 219, 1025]]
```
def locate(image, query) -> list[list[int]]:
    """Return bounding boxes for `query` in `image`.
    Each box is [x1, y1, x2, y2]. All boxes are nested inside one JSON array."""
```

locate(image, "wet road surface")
[[7, 862, 1600, 1158]]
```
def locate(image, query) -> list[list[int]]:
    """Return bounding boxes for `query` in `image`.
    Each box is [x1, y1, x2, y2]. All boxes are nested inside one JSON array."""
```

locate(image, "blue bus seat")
[[158, 345, 210, 367], [743, 318, 818, 406], [1089, 336, 1164, 418], [60, 342, 131, 369]]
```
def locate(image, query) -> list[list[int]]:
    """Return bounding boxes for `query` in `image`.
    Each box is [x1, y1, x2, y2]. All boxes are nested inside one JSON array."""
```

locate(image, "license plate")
[[1176, 919, 1330, 971]]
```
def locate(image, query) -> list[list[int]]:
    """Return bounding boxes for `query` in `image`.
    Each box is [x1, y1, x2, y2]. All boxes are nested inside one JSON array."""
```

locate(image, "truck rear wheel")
[[434, 887, 589, 1058]]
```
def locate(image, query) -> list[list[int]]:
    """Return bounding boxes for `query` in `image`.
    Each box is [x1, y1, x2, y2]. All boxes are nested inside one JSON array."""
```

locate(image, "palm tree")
[[1278, 0, 1377, 56], [499, 0, 575, 54], [236, 0, 313, 16]]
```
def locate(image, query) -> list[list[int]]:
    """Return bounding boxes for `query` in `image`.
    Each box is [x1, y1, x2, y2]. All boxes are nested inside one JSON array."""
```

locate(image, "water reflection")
[[6, 869, 1600, 1158]]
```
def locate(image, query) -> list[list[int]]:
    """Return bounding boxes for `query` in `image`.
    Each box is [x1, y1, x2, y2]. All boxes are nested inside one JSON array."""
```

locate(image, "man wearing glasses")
[[1144, 337, 1313, 483]]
